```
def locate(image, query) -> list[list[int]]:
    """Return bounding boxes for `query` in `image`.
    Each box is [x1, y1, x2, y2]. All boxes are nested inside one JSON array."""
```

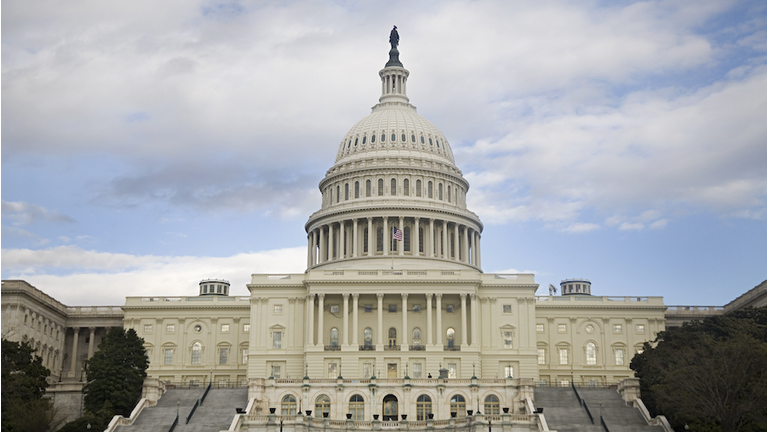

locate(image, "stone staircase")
[[116, 387, 247, 432], [534, 387, 662, 432]]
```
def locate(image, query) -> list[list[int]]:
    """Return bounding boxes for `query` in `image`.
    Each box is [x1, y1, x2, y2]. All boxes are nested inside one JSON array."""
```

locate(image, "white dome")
[[335, 104, 455, 166]]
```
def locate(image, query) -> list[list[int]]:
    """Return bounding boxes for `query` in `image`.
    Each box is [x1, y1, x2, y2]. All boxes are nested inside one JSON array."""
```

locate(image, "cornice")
[[320, 165, 468, 190], [305, 205, 483, 232]]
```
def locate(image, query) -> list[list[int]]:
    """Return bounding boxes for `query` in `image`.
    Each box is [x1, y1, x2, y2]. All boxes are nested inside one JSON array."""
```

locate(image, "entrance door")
[[383, 394, 398, 421], [387, 363, 397, 379]]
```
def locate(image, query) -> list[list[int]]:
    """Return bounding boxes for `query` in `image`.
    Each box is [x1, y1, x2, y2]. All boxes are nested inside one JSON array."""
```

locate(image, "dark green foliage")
[[630, 308, 767, 432], [83, 327, 148, 417], [1, 339, 54, 432], [56, 402, 113, 432]]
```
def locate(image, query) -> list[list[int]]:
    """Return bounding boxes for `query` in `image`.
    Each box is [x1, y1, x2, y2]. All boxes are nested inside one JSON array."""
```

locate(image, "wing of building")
[[3, 33, 765, 431]]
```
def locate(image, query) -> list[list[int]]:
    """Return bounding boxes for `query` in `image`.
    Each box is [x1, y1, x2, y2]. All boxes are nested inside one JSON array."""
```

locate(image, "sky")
[[2, 0, 765, 307]]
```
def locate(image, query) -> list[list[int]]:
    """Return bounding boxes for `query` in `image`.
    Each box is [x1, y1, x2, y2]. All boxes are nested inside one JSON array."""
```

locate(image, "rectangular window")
[[446, 305, 455, 313], [243, 324, 250, 332], [636, 324, 645, 333], [166, 324, 175, 333], [388, 304, 397, 313], [614, 349, 625, 365], [364, 304, 372, 313], [559, 348, 569, 365], [538, 348, 546, 364], [242, 348, 248, 364], [274, 305, 283, 314], [144, 324, 153, 333], [221, 324, 230, 332], [219, 348, 228, 364], [503, 305, 512, 313], [271, 365, 281, 379], [613, 324, 623, 333], [363, 362, 372, 378], [504, 366, 514, 378], [448, 363, 457, 378], [273, 331, 282, 349], [503, 331, 512, 349], [412, 305, 421, 313], [558, 324, 566, 332], [328, 362, 338, 378], [164, 349, 173, 365], [413, 363, 422, 378], [536, 324, 544, 332], [330, 305, 339, 313]]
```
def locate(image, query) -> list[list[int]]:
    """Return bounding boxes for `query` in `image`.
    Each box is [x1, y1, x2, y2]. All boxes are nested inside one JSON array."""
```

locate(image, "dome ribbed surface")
[[335, 105, 455, 165]]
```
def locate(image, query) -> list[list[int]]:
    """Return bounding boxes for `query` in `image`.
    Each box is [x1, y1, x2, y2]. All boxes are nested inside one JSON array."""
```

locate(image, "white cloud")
[[562, 223, 601, 233], [649, 219, 668, 229], [1, 246, 307, 306], [2, 201, 76, 225], [619, 222, 645, 231]]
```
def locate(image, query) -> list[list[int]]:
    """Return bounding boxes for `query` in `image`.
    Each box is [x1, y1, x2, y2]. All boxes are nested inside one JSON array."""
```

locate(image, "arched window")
[[401, 133, 406, 142], [336, 186, 340, 203], [484, 395, 500, 415], [191, 342, 202, 365], [450, 395, 466, 417], [349, 395, 365, 420], [454, 187, 458, 204], [416, 180, 422, 197], [418, 228, 424, 253], [403, 179, 409, 196], [354, 138, 358, 146], [388, 328, 397, 347], [282, 395, 297, 415], [447, 328, 455, 348], [420, 136, 425, 144], [412, 328, 421, 347], [416, 395, 432, 420], [428, 181, 433, 198], [364, 328, 373, 347], [404, 227, 411, 252], [372, 133, 376, 143], [362, 135, 367, 145], [355, 181, 360, 198], [366, 180, 372, 197], [376, 227, 383, 252], [315, 395, 330, 418], [586, 342, 597, 365], [447, 185, 451, 202], [438, 183, 443, 200], [363, 228, 369, 253], [330, 328, 339, 347], [411, 134, 416, 142], [391, 133, 396, 142], [378, 179, 384, 196], [345, 183, 349, 200], [391, 178, 397, 196], [381, 133, 385, 143]]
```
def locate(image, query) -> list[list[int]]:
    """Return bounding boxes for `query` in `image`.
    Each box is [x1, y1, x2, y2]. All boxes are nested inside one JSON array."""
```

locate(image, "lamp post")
[[488, 420, 491, 432]]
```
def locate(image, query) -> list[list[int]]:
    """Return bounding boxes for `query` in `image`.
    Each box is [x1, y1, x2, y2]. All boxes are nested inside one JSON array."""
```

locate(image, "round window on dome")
[[429, 138, 433, 146], [381, 133, 386, 142], [355, 138, 358, 146], [347, 140, 351, 149], [371, 134, 376, 143], [411, 134, 415, 142], [401, 134, 406, 142], [437, 140, 440, 148], [391, 133, 396, 142], [362, 136, 367, 144], [420, 136, 425, 144]]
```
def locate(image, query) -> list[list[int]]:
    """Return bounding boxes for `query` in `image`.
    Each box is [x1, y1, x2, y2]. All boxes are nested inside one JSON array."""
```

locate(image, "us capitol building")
[[3, 30, 764, 432]]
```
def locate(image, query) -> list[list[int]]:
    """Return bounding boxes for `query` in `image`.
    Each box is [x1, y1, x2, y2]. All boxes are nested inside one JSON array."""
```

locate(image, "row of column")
[[382, 70, 407, 96], [67, 326, 104, 378], [304, 292, 479, 348], [307, 216, 481, 268]]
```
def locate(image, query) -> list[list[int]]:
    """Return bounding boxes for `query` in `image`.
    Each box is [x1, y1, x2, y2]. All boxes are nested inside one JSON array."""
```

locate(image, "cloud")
[[1, 245, 307, 306], [562, 223, 600, 233], [619, 222, 645, 231], [2, 201, 76, 225]]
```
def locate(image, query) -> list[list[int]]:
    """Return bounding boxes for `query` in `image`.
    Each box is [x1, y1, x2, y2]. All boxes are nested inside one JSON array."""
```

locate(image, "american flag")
[[393, 227, 403, 241]]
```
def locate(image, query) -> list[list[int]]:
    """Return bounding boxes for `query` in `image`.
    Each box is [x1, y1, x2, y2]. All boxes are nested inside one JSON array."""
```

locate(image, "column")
[[426, 294, 433, 345], [377, 294, 384, 347], [307, 294, 315, 347], [328, 224, 334, 260], [383, 218, 389, 256], [470, 294, 478, 347], [429, 219, 435, 257], [352, 294, 359, 346], [477, 234, 481, 268], [367, 218, 373, 257], [471, 231, 477, 266], [307, 234, 312, 268], [462, 226, 469, 263], [343, 294, 350, 346], [319, 227, 327, 262], [460, 294, 468, 346], [435, 294, 443, 346], [339, 221, 346, 259], [69, 327, 80, 377], [453, 223, 459, 260], [401, 293, 408, 348], [317, 294, 325, 346], [353, 219, 359, 258], [87, 327, 96, 359], [398, 217, 404, 256], [313, 230, 319, 265], [442, 220, 448, 259], [414, 217, 420, 256]]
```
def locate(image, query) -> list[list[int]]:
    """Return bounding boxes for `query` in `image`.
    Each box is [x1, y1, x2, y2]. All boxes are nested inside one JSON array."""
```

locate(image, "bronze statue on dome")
[[389, 26, 399, 50]]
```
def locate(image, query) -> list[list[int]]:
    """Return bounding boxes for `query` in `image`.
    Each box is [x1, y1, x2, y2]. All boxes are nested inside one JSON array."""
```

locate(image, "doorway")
[[383, 394, 398, 421]]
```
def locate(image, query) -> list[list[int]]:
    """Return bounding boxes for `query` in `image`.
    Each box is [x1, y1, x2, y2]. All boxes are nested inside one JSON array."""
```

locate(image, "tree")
[[83, 327, 148, 417], [631, 308, 766, 432], [1, 339, 55, 432]]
